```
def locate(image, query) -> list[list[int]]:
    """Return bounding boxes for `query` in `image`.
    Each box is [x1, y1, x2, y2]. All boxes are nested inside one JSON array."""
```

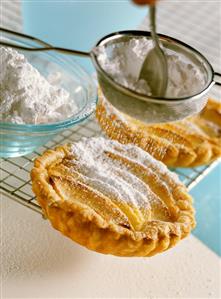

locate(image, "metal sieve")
[[1, 28, 220, 123], [91, 31, 220, 123]]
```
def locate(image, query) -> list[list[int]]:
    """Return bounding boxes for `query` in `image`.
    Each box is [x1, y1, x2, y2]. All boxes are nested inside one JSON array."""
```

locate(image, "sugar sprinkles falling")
[[70, 137, 181, 209], [0, 47, 77, 124], [96, 37, 206, 98]]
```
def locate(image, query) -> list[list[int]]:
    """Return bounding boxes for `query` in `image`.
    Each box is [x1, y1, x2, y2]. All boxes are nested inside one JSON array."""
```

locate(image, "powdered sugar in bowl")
[[0, 37, 97, 157]]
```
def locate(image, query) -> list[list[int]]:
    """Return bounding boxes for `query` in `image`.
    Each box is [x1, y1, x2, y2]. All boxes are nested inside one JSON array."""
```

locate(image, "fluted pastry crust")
[[96, 91, 221, 167], [31, 137, 195, 257]]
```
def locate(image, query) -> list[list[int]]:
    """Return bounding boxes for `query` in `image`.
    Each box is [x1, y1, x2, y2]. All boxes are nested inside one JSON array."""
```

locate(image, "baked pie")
[[31, 137, 195, 257], [96, 91, 221, 167]]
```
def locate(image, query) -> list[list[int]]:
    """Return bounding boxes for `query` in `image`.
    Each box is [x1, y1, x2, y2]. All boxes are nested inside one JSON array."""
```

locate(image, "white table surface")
[[1, 194, 220, 299]]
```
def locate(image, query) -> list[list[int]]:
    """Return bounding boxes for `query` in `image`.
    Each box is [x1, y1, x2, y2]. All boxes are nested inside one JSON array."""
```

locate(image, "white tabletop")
[[2, 194, 220, 299]]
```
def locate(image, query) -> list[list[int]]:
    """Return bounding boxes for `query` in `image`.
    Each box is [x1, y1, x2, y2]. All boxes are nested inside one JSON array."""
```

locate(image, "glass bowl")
[[0, 37, 97, 158]]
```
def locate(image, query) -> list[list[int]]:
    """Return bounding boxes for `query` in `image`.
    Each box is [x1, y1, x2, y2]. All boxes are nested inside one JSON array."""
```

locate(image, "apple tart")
[[31, 137, 195, 257], [96, 91, 221, 167]]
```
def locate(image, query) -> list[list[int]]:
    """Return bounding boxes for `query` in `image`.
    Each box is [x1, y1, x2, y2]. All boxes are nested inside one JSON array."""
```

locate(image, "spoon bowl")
[[139, 43, 168, 96]]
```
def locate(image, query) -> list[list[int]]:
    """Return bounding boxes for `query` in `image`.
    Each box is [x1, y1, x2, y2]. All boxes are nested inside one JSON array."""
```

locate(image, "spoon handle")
[[149, 5, 159, 47]]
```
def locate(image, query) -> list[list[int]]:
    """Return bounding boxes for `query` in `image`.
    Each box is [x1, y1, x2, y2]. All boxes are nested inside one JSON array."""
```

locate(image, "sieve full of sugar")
[[91, 31, 216, 123]]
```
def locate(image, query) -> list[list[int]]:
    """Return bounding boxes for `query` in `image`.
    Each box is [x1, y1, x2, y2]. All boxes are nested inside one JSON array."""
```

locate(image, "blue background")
[[22, 1, 146, 72], [191, 163, 221, 256]]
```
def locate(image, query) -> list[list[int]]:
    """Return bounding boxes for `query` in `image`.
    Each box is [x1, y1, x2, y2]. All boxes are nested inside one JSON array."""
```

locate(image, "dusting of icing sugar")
[[70, 138, 151, 208], [0, 47, 77, 124], [70, 137, 181, 208], [112, 140, 181, 186]]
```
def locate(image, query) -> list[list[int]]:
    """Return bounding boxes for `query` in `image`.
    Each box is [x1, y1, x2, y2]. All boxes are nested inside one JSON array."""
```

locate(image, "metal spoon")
[[139, 5, 168, 96]]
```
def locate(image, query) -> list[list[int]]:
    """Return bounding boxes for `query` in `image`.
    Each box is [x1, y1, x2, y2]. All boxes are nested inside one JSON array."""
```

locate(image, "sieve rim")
[[91, 30, 215, 104]]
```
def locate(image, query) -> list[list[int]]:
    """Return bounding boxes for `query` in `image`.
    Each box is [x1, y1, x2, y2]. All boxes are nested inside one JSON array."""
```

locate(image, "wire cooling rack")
[[0, 115, 220, 215]]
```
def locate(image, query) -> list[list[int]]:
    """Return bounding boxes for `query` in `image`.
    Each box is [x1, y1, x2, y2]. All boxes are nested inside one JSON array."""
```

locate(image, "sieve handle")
[[214, 72, 221, 86], [0, 40, 91, 57], [0, 27, 91, 57]]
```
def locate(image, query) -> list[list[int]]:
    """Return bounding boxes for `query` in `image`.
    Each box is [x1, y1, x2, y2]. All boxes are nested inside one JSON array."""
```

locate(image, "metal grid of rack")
[[1, 116, 220, 215]]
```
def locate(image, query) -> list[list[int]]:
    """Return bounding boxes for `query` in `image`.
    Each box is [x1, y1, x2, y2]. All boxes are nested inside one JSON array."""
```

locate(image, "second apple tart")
[[96, 90, 221, 167]]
